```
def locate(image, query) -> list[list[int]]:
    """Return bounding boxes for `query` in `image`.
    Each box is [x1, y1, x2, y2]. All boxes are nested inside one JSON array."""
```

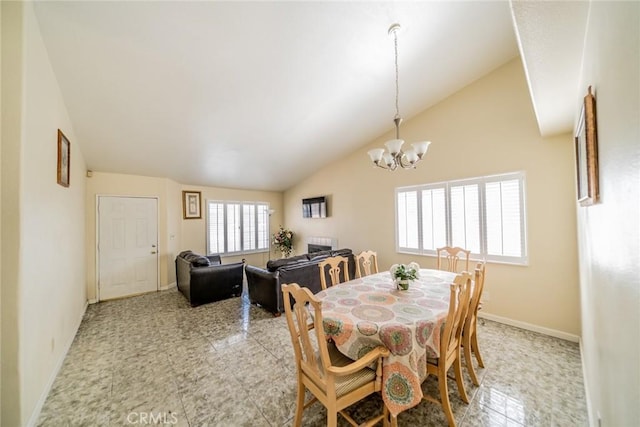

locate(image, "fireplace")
[[308, 243, 332, 253], [307, 236, 337, 253]]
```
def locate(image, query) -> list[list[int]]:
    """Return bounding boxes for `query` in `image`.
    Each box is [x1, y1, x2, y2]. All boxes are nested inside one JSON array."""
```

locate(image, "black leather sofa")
[[245, 248, 355, 315], [175, 250, 244, 307]]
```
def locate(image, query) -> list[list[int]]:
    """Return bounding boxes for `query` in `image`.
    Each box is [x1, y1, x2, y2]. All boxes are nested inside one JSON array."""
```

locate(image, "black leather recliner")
[[175, 251, 244, 306]]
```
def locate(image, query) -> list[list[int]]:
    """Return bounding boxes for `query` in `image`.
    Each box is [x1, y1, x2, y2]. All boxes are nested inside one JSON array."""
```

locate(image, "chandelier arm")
[[371, 160, 393, 171], [373, 162, 388, 170], [380, 157, 399, 171]]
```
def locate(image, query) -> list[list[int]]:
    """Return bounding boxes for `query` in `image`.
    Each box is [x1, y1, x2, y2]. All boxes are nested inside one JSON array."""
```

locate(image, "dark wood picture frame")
[[57, 129, 70, 187], [575, 86, 599, 206], [182, 191, 202, 219]]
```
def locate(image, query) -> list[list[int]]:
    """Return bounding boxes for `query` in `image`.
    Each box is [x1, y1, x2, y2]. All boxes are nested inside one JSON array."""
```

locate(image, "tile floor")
[[38, 287, 588, 426]]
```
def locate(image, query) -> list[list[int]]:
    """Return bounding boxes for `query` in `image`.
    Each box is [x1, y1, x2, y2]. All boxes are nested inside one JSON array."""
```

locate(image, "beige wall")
[[1, 2, 88, 425], [86, 173, 284, 300], [285, 58, 581, 337], [576, 2, 640, 425], [165, 178, 182, 285], [86, 172, 177, 300], [0, 3, 3, 423], [0, 0, 3, 418], [1, 2, 24, 425], [178, 184, 283, 267]]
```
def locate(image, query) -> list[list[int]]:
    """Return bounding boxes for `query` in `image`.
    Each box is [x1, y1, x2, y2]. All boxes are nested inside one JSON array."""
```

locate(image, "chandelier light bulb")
[[382, 152, 394, 168], [404, 149, 419, 164], [367, 148, 385, 164], [385, 139, 404, 156], [412, 141, 431, 158]]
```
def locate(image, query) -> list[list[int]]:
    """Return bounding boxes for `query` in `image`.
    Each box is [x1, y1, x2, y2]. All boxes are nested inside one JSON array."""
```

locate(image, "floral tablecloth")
[[316, 269, 457, 416]]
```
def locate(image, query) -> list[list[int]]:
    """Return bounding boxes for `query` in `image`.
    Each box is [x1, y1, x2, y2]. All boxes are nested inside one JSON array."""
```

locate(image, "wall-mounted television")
[[302, 196, 327, 218]]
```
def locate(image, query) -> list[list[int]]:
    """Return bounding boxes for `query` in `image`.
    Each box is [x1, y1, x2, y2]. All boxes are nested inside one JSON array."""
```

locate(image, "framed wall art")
[[57, 129, 70, 187], [182, 191, 202, 219], [575, 86, 599, 206]]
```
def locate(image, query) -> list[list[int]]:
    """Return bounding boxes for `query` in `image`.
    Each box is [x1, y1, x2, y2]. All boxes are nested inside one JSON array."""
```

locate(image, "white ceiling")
[[511, 0, 590, 137], [34, 1, 521, 191]]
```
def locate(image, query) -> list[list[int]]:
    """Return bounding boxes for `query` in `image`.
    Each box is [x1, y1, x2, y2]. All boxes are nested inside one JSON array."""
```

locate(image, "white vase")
[[395, 279, 410, 291]]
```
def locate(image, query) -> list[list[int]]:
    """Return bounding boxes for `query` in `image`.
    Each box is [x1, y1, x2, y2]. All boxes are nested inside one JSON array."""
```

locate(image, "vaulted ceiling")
[[33, 1, 582, 192]]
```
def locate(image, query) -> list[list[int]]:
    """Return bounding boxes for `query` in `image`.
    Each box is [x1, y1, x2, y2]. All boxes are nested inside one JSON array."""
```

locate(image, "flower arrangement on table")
[[390, 262, 420, 290], [272, 226, 294, 258]]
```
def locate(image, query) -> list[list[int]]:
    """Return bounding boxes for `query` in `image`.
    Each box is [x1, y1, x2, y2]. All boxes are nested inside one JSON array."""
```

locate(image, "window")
[[207, 201, 270, 255], [395, 172, 527, 264]]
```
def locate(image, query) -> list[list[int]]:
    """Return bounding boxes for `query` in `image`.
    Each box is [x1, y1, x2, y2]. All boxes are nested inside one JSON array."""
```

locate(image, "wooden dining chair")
[[355, 250, 379, 278], [462, 262, 486, 386], [436, 246, 471, 273], [318, 256, 350, 290], [281, 283, 390, 427], [422, 273, 472, 427]]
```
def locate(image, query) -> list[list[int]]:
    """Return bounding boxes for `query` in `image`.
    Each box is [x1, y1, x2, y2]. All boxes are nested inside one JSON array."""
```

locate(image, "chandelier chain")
[[393, 29, 400, 120]]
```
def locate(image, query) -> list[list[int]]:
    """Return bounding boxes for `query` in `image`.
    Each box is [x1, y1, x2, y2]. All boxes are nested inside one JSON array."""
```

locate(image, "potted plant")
[[272, 226, 294, 258], [390, 262, 420, 290]]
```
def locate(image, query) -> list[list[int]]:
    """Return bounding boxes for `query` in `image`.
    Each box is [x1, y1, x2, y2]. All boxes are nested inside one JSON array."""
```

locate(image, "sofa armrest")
[[188, 262, 244, 306], [176, 256, 192, 299], [245, 265, 283, 314]]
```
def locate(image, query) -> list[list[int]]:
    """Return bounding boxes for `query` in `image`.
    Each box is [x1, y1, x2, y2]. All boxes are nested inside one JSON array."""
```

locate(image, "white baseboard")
[[478, 311, 580, 343], [161, 282, 177, 291], [26, 300, 89, 427], [87, 298, 98, 304]]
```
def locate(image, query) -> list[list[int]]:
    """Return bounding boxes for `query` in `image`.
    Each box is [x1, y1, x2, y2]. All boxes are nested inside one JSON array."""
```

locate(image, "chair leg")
[[438, 369, 456, 427], [453, 354, 469, 404], [293, 380, 305, 427], [389, 413, 398, 427], [327, 408, 338, 427], [382, 404, 390, 427], [326, 397, 338, 427], [471, 332, 485, 368], [464, 338, 480, 386]]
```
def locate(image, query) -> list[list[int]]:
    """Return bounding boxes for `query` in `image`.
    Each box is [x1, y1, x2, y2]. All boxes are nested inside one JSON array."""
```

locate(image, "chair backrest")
[[318, 256, 350, 290], [355, 250, 379, 278], [464, 262, 486, 334], [437, 246, 471, 273], [441, 273, 472, 359], [281, 283, 331, 384]]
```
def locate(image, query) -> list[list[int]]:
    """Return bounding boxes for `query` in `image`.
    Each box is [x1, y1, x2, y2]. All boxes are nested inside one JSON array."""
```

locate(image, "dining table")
[[316, 268, 459, 417]]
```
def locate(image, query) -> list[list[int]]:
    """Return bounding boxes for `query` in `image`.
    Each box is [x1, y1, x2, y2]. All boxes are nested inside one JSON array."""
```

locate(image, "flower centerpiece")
[[390, 262, 420, 290], [272, 226, 294, 258]]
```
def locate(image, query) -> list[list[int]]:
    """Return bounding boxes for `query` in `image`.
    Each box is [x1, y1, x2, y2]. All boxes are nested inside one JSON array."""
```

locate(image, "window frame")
[[206, 200, 270, 256], [395, 171, 528, 265]]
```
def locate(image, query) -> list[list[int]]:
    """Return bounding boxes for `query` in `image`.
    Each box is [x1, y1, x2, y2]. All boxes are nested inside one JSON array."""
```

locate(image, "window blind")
[[395, 172, 527, 264], [207, 200, 270, 255]]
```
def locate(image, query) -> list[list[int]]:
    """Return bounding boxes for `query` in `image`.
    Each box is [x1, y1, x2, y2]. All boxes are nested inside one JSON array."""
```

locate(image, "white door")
[[98, 196, 158, 300]]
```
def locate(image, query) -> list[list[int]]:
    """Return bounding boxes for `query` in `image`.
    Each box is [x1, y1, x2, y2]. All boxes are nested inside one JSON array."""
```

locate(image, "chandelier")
[[368, 23, 431, 171]]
